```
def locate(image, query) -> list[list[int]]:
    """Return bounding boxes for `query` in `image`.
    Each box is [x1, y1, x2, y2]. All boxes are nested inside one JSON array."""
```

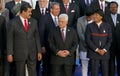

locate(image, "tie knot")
[[24, 19, 26, 21], [62, 29, 64, 32]]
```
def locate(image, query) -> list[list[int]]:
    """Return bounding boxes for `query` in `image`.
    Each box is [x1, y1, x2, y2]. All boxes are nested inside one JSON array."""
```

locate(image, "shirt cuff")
[[103, 49, 107, 52], [95, 48, 99, 52]]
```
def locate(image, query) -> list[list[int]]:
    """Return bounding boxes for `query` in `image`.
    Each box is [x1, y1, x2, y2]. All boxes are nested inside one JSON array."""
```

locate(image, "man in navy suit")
[[31, 0, 50, 75], [41, 2, 60, 76], [48, 13, 78, 76], [5, 0, 29, 19], [90, 0, 110, 15], [85, 9, 112, 76], [60, 0, 80, 30]]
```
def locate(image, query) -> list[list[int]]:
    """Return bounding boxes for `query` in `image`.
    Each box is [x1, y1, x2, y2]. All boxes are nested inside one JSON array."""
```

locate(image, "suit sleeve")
[[34, 20, 41, 53], [7, 21, 14, 55], [104, 24, 112, 51], [68, 30, 78, 55]]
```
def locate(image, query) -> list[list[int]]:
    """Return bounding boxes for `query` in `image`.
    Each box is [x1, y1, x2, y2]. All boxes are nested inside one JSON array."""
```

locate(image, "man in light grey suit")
[[7, 4, 42, 76], [77, 8, 94, 76]]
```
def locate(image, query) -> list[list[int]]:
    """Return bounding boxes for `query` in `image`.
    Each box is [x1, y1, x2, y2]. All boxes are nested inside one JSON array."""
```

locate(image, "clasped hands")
[[96, 49, 106, 56], [57, 50, 70, 57]]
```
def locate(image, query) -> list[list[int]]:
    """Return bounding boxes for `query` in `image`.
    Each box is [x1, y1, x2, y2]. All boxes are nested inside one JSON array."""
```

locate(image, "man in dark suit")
[[7, 4, 42, 76], [60, 0, 80, 30], [5, 0, 29, 19], [40, 2, 60, 76], [90, 0, 110, 15], [31, 0, 50, 75], [85, 9, 112, 76], [105, 1, 120, 76], [48, 13, 78, 76], [0, 15, 6, 76]]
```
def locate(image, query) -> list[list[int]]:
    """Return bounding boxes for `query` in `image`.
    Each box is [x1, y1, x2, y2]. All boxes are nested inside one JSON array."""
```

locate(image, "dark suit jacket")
[[44, 14, 57, 47], [7, 16, 41, 61], [48, 26, 78, 65], [60, 2, 80, 30], [5, 1, 29, 19], [105, 14, 120, 49], [90, 0, 110, 15], [85, 22, 112, 59], [32, 2, 50, 47], [0, 16, 6, 59]]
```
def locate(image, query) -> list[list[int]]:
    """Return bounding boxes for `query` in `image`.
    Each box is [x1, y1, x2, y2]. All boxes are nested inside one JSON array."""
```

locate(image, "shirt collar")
[[15, 1, 21, 5]]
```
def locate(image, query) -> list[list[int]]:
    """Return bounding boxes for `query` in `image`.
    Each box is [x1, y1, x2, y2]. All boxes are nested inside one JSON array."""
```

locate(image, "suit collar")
[[17, 16, 32, 33]]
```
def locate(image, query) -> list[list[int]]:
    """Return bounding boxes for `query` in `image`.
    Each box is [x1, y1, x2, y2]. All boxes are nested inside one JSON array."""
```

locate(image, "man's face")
[[0, 3, 2, 10], [93, 13, 102, 23], [15, 0, 21, 2], [58, 17, 68, 29], [23, 8, 32, 19], [51, 5, 60, 16], [39, 0, 48, 8], [62, 0, 69, 4], [110, 3, 118, 15]]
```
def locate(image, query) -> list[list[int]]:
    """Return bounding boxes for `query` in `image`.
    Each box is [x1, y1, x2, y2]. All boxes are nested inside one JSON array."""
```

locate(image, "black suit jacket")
[[44, 14, 57, 47], [0, 16, 6, 58], [48, 26, 78, 65], [60, 2, 80, 30], [5, 1, 29, 19], [90, 0, 110, 15], [105, 14, 120, 51], [32, 2, 50, 47], [7, 16, 41, 61]]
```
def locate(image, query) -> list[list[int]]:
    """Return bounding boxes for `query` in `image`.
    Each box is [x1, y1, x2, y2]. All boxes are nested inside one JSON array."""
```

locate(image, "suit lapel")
[[17, 16, 25, 32], [64, 27, 71, 44], [27, 19, 32, 33]]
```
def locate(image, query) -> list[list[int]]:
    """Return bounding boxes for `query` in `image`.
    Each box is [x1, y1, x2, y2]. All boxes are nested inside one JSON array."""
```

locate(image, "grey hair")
[[58, 13, 68, 21], [50, 2, 60, 9]]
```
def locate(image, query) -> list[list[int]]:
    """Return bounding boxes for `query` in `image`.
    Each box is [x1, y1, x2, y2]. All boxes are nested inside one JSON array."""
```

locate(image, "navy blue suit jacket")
[[85, 22, 112, 59]]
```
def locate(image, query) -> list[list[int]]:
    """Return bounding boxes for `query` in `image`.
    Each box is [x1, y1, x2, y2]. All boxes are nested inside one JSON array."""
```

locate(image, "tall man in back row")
[[7, 4, 42, 76]]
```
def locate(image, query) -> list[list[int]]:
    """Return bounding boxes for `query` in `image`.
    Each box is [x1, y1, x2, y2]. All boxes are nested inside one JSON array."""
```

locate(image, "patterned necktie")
[[54, 17, 58, 26], [61, 29, 65, 42], [24, 19, 28, 32]]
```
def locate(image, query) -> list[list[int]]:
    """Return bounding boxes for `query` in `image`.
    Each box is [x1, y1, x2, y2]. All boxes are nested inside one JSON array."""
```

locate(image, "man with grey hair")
[[48, 13, 78, 76], [39, 2, 60, 76]]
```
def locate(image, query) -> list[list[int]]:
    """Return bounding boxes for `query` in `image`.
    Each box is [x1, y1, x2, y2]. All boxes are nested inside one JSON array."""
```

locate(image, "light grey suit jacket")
[[7, 16, 41, 61], [77, 16, 88, 52]]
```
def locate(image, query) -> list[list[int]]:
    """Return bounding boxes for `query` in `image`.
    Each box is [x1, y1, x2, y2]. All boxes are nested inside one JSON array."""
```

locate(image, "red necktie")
[[61, 29, 65, 42], [24, 19, 28, 32], [65, 4, 68, 13]]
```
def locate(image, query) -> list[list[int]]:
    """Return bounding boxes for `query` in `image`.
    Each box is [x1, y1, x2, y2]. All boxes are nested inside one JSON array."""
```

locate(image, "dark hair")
[[94, 9, 104, 18], [85, 7, 94, 16], [108, 1, 118, 8], [20, 4, 32, 13]]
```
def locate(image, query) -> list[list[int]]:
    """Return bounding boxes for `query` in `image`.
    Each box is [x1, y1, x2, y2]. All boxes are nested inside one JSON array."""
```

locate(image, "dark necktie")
[[61, 29, 65, 42], [101, 2, 103, 11], [41, 8, 44, 15], [65, 4, 68, 13], [24, 19, 28, 32]]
